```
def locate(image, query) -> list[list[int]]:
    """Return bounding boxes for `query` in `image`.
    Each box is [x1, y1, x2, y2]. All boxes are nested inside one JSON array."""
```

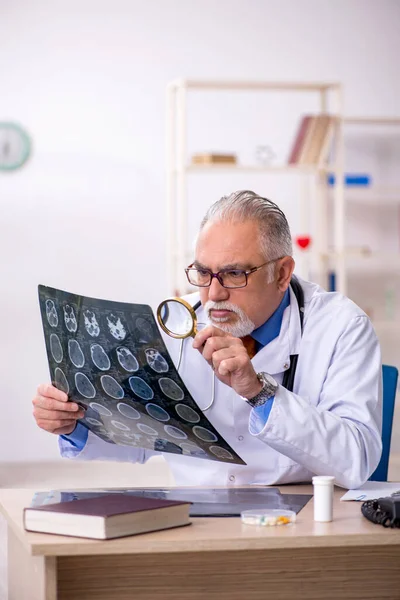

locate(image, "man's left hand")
[[192, 325, 262, 399]]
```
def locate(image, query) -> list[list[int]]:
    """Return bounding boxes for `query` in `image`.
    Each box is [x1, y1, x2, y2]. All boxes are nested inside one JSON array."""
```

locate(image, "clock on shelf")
[[0, 122, 31, 171]]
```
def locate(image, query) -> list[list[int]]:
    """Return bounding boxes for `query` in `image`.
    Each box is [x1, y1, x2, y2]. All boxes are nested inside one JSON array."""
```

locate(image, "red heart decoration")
[[295, 235, 312, 250]]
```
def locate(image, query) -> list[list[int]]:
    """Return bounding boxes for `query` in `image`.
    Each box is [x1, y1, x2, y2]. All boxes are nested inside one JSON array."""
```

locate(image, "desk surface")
[[1, 485, 399, 558]]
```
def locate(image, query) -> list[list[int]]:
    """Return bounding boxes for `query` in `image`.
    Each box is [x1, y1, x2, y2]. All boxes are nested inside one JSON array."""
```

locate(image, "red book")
[[288, 115, 312, 164], [24, 494, 191, 539]]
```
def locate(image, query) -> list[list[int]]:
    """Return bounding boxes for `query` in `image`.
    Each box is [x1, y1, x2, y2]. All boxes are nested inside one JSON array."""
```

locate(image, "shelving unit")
[[166, 79, 344, 296], [333, 117, 400, 366]]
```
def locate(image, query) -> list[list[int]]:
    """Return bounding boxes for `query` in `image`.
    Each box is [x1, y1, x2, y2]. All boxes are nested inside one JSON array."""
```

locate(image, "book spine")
[[298, 116, 319, 165], [308, 115, 331, 165], [316, 117, 335, 166], [288, 116, 312, 164], [192, 156, 236, 164]]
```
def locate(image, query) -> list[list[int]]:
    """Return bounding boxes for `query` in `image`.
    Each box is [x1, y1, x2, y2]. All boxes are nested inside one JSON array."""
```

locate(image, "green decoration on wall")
[[0, 122, 31, 171]]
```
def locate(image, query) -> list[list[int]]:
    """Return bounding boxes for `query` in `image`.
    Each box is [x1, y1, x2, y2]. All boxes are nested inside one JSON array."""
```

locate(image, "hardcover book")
[[24, 493, 191, 539], [191, 153, 237, 164], [288, 114, 335, 166]]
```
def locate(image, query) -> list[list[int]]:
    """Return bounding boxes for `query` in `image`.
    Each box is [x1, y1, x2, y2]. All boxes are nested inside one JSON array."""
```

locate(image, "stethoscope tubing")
[[177, 277, 304, 410]]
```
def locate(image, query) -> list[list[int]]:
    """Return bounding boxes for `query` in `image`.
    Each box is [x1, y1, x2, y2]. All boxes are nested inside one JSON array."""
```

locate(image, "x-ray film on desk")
[[38, 285, 245, 465], [31, 487, 313, 517]]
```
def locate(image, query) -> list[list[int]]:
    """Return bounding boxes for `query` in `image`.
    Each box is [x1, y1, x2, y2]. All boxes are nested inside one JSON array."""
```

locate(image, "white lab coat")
[[60, 278, 382, 489]]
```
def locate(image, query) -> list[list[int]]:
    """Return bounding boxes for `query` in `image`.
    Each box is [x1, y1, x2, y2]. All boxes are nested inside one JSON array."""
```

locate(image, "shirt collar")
[[251, 288, 290, 348]]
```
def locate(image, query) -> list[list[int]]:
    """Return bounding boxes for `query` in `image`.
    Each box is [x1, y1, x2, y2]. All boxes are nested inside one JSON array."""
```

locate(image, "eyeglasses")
[[185, 258, 283, 289]]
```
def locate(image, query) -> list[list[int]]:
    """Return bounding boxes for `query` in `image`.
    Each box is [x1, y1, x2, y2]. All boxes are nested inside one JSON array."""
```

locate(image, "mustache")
[[204, 301, 242, 316]]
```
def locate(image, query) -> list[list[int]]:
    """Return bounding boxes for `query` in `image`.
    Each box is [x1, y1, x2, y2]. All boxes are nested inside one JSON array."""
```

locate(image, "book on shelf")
[[191, 153, 237, 165], [23, 493, 191, 540], [288, 114, 336, 166], [288, 115, 312, 164]]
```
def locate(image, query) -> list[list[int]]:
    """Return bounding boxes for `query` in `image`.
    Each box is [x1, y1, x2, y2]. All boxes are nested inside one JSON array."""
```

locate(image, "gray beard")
[[204, 300, 256, 338]]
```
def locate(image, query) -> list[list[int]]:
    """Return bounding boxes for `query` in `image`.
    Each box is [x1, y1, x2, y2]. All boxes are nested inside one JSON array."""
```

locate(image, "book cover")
[[192, 153, 237, 164], [297, 116, 320, 165], [287, 115, 312, 164], [314, 116, 336, 165], [24, 493, 191, 539], [38, 285, 246, 465], [305, 115, 331, 165]]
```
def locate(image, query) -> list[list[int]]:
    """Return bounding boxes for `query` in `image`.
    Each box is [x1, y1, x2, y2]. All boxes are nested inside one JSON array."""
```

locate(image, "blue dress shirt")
[[249, 289, 290, 433], [62, 289, 290, 449]]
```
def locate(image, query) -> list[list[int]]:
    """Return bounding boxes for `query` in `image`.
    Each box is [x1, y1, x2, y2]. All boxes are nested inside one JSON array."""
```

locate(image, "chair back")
[[369, 365, 398, 482]]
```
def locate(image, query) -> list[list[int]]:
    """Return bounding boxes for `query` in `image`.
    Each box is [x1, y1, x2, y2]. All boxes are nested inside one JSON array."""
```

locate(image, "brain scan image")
[[50, 333, 63, 363], [86, 417, 103, 427], [209, 446, 234, 460], [145, 348, 169, 373], [75, 372, 96, 399], [179, 442, 208, 458], [39, 285, 245, 465], [111, 420, 130, 431], [100, 375, 125, 399], [175, 404, 200, 423], [90, 344, 111, 371], [145, 403, 170, 422], [134, 316, 154, 343], [68, 339, 85, 368], [106, 313, 126, 341], [154, 438, 183, 454], [128, 376, 154, 400], [83, 310, 100, 337], [54, 367, 69, 394], [117, 402, 141, 419], [193, 426, 218, 442], [63, 304, 77, 332], [90, 402, 113, 417], [137, 423, 159, 436], [116, 346, 139, 372], [158, 377, 184, 401], [45, 300, 58, 327], [164, 425, 188, 440]]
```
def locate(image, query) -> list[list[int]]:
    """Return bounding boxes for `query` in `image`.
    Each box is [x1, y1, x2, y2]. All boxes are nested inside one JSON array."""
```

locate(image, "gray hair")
[[200, 190, 293, 262]]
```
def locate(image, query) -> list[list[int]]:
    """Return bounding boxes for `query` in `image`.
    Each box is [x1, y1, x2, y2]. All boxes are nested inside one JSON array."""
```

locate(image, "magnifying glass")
[[157, 297, 215, 410], [156, 298, 199, 339]]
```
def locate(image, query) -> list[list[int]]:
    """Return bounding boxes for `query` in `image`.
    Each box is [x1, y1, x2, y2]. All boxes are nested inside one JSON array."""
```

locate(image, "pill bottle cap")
[[312, 475, 335, 486]]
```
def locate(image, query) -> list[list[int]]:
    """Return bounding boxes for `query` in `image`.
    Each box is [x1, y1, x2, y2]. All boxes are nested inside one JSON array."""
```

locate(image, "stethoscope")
[[157, 276, 304, 410]]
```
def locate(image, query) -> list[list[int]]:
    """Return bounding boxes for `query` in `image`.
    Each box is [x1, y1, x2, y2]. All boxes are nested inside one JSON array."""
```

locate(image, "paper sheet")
[[340, 481, 400, 501]]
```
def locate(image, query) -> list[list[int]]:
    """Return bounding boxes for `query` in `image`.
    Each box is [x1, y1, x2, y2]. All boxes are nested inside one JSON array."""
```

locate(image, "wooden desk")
[[1, 485, 400, 600]]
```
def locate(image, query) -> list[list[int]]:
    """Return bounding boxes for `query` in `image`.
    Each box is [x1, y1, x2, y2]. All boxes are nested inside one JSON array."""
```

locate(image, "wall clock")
[[0, 122, 31, 171]]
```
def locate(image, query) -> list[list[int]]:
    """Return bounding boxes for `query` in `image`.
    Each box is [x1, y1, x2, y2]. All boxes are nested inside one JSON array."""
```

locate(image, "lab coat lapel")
[[251, 283, 302, 379]]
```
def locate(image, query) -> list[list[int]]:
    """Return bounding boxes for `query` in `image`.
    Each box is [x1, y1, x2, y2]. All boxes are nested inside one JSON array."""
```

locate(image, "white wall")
[[0, 0, 399, 461]]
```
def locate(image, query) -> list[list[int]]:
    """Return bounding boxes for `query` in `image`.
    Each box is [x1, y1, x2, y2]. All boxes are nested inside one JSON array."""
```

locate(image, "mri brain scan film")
[[38, 285, 245, 465]]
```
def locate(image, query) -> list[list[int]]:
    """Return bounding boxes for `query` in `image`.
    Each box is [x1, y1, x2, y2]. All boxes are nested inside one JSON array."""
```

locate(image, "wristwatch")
[[245, 372, 278, 408]]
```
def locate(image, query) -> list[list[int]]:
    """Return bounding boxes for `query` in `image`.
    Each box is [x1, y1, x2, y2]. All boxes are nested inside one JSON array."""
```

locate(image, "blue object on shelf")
[[328, 272, 336, 292], [327, 173, 371, 186]]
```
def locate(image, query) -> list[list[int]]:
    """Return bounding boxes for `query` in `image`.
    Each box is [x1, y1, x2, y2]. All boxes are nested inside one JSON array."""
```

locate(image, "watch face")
[[0, 122, 31, 171]]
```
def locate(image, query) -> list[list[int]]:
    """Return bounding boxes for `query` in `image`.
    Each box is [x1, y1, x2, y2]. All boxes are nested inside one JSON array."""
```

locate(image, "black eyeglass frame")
[[184, 257, 284, 289]]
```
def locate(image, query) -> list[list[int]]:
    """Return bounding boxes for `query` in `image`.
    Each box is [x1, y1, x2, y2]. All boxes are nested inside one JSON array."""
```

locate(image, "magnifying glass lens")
[[157, 299, 197, 339]]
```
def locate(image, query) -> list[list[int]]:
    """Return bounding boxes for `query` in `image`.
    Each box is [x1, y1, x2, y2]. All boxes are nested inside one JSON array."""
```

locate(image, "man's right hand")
[[32, 384, 85, 435]]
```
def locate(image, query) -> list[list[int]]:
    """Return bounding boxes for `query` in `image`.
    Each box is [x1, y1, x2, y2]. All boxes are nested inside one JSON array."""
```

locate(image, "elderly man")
[[33, 190, 382, 488]]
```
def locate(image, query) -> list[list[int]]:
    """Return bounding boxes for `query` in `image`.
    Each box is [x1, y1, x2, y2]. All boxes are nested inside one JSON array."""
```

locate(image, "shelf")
[[372, 321, 400, 333], [185, 164, 328, 174], [344, 117, 400, 126], [169, 79, 340, 92], [167, 78, 344, 296], [328, 186, 400, 204], [325, 251, 400, 272]]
